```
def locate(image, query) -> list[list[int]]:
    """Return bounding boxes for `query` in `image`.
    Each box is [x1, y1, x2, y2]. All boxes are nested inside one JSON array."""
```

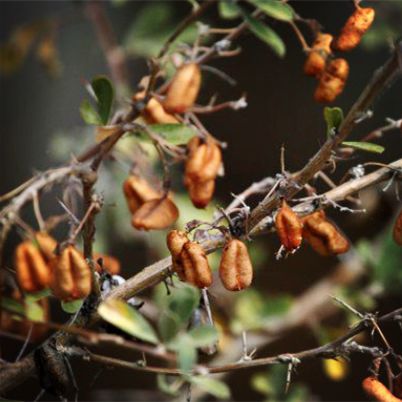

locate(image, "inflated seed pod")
[[16, 241, 52, 293], [314, 58, 349, 103], [362, 376, 401, 402], [180, 241, 212, 288], [123, 175, 160, 214], [166, 230, 189, 280], [34, 231, 57, 262], [275, 200, 303, 251], [164, 63, 201, 113], [185, 178, 215, 209], [51, 245, 92, 301], [94, 253, 121, 275], [333, 7, 375, 52], [392, 209, 402, 246], [132, 197, 179, 230], [219, 239, 253, 291], [133, 92, 179, 124], [304, 33, 333, 77]]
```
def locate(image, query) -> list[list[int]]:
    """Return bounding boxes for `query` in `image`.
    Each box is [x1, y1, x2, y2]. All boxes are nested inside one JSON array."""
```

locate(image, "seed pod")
[[133, 92, 179, 124], [94, 253, 121, 275], [275, 200, 303, 251], [219, 239, 253, 291], [180, 241, 212, 288], [34, 231, 57, 262], [132, 197, 179, 230], [15, 241, 52, 293], [362, 376, 401, 402], [333, 7, 375, 52], [304, 33, 333, 77], [393, 209, 402, 246], [123, 175, 160, 214], [51, 245, 92, 301], [166, 230, 189, 280], [185, 178, 215, 209], [323, 358, 348, 382], [164, 63, 201, 113], [302, 211, 349, 256], [314, 58, 349, 103]]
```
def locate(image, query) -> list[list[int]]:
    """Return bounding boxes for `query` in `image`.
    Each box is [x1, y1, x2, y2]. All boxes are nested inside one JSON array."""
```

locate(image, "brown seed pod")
[[185, 178, 215, 209], [133, 91, 179, 124], [123, 175, 160, 214], [314, 58, 349, 103], [302, 211, 349, 256], [393, 209, 402, 246], [132, 197, 179, 230], [275, 200, 303, 251], [219, 239, 253, 291], [34, 231, 57, 262], [166, 230, 189, 280], [16, 241, 52, 293], [304, 33, 333, 77], [94, 253, 121, 275], [164, 63, 201, 113], [333, 7, 375, 52], [362, 376, 402, 402], [180, 241, 212, 288], [51, 245, 92, 301]]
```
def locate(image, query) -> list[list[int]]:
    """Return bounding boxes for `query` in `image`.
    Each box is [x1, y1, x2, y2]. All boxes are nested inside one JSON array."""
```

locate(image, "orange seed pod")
[[180, 241, 212, 288], [275, 200, 303, 251], [15, 241, 52, 293], [123, 175, 160, 214], [131, 197, 179, 231], [164, 63, 201, 113], [393, 209, 402, 246], [94, 253, 121, 275], [304, 33, 333, 77], [219, 239, 253, 291], [362, 376, 402, 402], [333, 7, 375, 52], [166, 230, 189, 280], [34, 231, 57, 262], [314, 58, 349, 103], [51, 245, 92, 301], [185, 178, 215, 209]]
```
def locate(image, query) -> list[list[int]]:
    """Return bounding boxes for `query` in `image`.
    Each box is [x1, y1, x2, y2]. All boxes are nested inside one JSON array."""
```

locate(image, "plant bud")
[[362, 376, 401, 402], [166, 230, 189, 280], [302, 211, 349, 256], [393, 209, 402, 246], [185, 178, 215, 209], [219, 239, 253, 291], [275, 200, 303, 251], [180, 241, 212, 288], [164, 63, 201, 113], [304, 33, 333, 77], [51, 245, 92, 301], [16, 241, 52, 293], [132, 197, 179, 230], [314, 58, 349, 103], [123, 175, 160, 214], [34, 231, 57, 262], [333, 7, 375, 52], [94, 253, 121, 275], [133, 92, 179, 124]]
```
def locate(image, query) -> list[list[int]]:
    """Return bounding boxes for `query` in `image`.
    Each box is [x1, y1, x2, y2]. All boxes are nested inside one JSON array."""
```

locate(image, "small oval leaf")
[[91, 76, 114, 125], [80, 99, 102, 125], [342, 141, 385, 154], [248, 0, 294, 21], [324, 107, 344, 137], [61, 299, 84, 314], [188, 325, 218, 347], [190, 376, 231, 399], [219, 1, 241, 19]]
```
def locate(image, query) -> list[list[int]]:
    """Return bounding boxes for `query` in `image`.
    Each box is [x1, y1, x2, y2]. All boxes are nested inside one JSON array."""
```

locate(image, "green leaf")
[[243, 13, 285, 57], [218, 1, 241, 19], [190, 376, 231, 399], [324, 106, 344, 136], [80, 99, 102, 125], [177, 336, 197, 372], [251, 372, 273, 396], [98, 299, 159, 344], [137, 124, 197, 145], [248, 0, 294, 21], [61, 299, 84, 314], [25, 289, 52, 302], [91, 76, 114, 125], [158, 310, 182, 342], [25, 300, 45, 322], [342, 141, 385, 154], [188, 325, 218, 347], [1, 297, 25, 316], [157, 375, 183, 396]]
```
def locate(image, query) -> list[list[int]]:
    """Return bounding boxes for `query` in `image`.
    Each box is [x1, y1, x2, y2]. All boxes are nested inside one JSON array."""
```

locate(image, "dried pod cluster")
[[166, 230, 212, 288], [302, 210, 349, 256], [362, 376, 402, 402], [123, 174, 178, 230], [393, 209, 402, 246], [333, 7, 375, 52], [184, 136, 222, 208], [304, 33, 333, 77], [51, 245, 92, 301], [275, 200, 303, 251]]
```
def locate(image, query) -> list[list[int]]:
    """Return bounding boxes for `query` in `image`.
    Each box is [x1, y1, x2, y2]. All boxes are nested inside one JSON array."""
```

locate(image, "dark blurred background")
[[1, 1, 401, 401]]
